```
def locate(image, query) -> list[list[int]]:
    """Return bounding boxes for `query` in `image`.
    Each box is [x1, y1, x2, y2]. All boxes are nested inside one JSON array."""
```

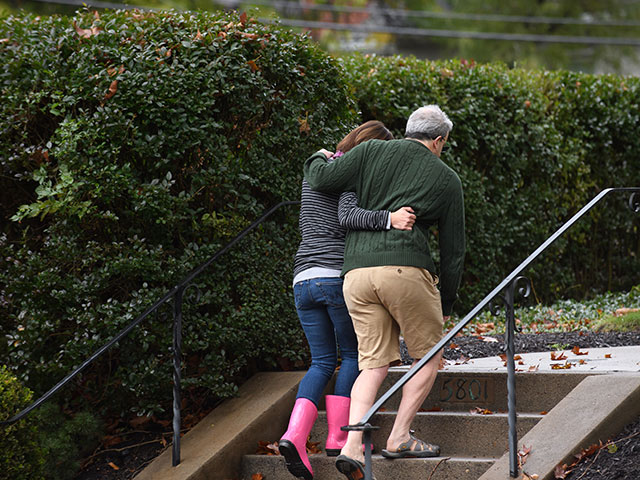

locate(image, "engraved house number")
[[439, 377, 494, 403]]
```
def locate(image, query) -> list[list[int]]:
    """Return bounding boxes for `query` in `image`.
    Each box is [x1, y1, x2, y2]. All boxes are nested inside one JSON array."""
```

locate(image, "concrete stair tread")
[[310, 411, 544, 458], [242, 453, 498, 480], [316, 411, 547, 418], [133, 364, 640, 480]]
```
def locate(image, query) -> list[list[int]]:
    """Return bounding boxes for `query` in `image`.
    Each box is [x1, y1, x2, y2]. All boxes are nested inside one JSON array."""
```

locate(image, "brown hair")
[[336, 120, 393, 153]]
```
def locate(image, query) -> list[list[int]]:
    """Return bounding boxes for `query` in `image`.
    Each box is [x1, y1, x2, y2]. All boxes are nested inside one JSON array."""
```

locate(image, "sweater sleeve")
[[303, 147, 362, 194], [338, 191, 390, 231], [437, 174, 466, 316]]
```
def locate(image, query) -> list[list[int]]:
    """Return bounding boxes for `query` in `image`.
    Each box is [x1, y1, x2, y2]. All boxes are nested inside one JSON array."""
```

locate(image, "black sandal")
[[336, 454, 367, 480], [381, 433, 440, 458]]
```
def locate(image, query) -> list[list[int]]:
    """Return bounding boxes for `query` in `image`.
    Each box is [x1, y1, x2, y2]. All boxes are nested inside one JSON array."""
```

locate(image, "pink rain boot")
[[325, 395, 350, 457], [279, 397, 318, 480]]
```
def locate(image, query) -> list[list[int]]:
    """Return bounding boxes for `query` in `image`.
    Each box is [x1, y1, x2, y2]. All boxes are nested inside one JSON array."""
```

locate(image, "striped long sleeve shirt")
[[292, 179, 390, 283]]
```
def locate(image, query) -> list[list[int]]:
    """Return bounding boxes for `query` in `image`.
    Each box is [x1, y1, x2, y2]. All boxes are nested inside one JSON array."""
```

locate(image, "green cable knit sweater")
[[304, 138, 466, 315]]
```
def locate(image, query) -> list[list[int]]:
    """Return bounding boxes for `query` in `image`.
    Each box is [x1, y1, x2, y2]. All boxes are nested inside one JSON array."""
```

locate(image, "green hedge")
[[1, 11, 639, 422], [0, 9, 356, 415], [341, 55, 640, 309], [0, 366, 45, 480]]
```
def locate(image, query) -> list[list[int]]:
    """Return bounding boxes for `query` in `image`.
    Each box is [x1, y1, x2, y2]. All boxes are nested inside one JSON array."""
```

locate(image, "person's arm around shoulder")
[[338, 192, 416, 231], [303, 143, 364, 194], [437, 173, 466, 316]]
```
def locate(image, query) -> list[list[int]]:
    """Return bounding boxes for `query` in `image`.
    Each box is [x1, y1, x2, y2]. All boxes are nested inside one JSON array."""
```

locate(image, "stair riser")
[[379, 370, 591, 412], [242, 455, 494, 480], [310, 412, 540, 457]]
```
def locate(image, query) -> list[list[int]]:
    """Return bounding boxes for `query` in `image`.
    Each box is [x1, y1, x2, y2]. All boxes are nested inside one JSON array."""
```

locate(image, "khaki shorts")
[[343, 266, 444, 370]]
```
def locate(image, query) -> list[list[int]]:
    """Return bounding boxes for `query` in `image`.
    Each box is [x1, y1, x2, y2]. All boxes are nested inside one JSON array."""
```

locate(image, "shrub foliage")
[[0, 366, 45, 480], [0, 11, 639, 423], [341, 55, 640, 309], [0, 9, 356, 415]]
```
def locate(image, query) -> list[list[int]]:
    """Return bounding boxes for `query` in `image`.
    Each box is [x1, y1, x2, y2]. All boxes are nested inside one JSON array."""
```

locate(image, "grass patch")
[[594, 310, 640, 332]]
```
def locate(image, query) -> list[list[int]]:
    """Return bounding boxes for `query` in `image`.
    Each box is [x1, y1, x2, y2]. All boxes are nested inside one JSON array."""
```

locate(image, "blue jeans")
[[293, 278, 360, 407]]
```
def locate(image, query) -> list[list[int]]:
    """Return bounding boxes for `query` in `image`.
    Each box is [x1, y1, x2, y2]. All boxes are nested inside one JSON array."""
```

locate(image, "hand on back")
[[390, 207, 416, 231]]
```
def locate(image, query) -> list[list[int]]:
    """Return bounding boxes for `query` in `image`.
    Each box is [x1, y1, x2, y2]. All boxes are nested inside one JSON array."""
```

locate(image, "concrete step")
[[135, 348, 640, 480], [242, 454, 496, 480], [379, 368, 592, 413], [310, 411, 543, 458]]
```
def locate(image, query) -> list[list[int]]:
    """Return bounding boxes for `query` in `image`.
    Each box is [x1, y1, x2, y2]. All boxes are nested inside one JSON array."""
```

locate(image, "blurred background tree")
[[8, 1, 635, 73]]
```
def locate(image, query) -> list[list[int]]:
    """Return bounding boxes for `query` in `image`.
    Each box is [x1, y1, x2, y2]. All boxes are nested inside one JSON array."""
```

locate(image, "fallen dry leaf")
[[554, 463, 568, 479], [438, 357, 447, 370], [605, 354, 612, 359], [554, 441, 606, 479], [470, 406, 493, 415], [571, 346, 588, 356], [482, 336, 499, 343], [455, 355, 470, 365], [518, 444, 531, 467], [306, 439, 322, 454], [550, 351, 567, 361], [102, 435, 123, 447], [551, 362, 573, 370], [256, 440, 280, 455], [474, 322, 495, 334], [108, 462, 119, 470], [251, 474, 263, 480]]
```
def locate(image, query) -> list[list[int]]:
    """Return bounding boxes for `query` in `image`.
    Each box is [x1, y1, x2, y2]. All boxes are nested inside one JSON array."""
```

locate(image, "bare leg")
[[339, 365, 389, 462], [386, 351, 442, 450]]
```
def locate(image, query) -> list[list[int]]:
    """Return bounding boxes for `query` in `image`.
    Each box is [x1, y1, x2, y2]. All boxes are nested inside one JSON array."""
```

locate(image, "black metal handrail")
[[0, 200, 301, 468], [347, 187, 640, 480]]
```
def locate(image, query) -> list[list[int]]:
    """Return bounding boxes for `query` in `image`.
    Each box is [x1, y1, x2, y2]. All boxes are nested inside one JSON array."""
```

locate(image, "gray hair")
[[405, 105, 453, 140]]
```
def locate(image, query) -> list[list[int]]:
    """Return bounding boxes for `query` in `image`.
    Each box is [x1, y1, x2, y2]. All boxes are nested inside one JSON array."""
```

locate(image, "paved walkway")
[[442, 345, 640, 373]]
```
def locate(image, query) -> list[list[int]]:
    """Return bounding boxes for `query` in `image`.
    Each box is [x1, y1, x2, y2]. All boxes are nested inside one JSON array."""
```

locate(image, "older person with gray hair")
[[304, 105, 465, 480]]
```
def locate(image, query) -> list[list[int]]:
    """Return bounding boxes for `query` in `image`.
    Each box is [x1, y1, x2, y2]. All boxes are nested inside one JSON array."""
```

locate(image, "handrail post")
[[363, 426, 373, 480], [172, 286, 185, 467], [504, 279, 518, 478]]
